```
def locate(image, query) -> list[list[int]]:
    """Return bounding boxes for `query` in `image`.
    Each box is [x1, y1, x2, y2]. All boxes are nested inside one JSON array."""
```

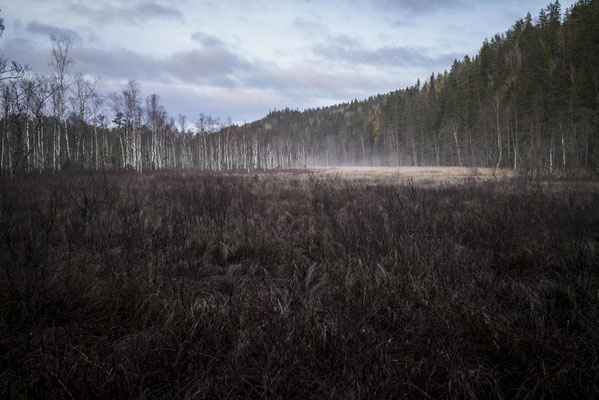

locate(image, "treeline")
[[259, 0, 599, 170], [0, 39, 311, 174], [1, 0, 598, 174]]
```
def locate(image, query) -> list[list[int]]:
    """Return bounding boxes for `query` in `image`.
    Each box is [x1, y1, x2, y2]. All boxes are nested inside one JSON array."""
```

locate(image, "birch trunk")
[[452, 122, 462, 167]]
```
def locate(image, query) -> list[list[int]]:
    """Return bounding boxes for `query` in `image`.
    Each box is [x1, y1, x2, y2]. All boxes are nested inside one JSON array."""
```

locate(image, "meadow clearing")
[[1, 168, 598, 398]]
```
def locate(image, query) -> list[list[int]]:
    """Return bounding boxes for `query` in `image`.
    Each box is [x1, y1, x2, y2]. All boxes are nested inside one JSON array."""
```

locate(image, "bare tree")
[[178, 113, 192, 169], [90, 89, 104, 169], [122, 81, 142, 172], [4, 75, 29, 173], [69, 73, 97, 166], [196, 113, 208, 169], [0, 12, 26, 83], [111, 81, 142, 172], [108, 91, 126, 168], [145, 94, 167, 169], [50, 34, 73, 170], [26, 74, 54, 170]]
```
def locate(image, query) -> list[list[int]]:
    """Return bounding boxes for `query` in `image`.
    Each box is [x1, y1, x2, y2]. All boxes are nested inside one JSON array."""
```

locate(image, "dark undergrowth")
[[1, 170, 598, 399]]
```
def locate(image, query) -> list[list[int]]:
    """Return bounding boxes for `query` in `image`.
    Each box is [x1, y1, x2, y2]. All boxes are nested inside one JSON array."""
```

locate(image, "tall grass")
[[1, 170, 598, 398]]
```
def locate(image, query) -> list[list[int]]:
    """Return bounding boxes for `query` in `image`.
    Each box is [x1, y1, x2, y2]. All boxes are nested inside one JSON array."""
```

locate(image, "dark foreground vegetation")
[[1, 170, 598, 398]]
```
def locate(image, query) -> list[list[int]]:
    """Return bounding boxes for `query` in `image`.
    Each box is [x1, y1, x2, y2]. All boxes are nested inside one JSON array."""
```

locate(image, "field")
[[1, 168, 598, 399]]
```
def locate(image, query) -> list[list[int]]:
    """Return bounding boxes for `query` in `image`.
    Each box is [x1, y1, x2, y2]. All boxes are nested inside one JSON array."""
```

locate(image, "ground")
[[1, 167, 598, 399]]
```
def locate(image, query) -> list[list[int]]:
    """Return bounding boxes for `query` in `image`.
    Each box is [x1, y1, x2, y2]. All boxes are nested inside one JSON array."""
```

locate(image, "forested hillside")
[[257, 0, 599, 170], [1, 0, 597, 173]]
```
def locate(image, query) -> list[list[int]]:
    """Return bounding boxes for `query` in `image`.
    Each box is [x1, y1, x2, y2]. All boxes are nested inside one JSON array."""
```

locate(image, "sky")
[[1, 0, 576, 125]]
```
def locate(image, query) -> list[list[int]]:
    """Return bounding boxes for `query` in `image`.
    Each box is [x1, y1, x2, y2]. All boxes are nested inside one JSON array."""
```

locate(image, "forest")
[[259, 0, 599, 170], [1, 0, 598, 174]]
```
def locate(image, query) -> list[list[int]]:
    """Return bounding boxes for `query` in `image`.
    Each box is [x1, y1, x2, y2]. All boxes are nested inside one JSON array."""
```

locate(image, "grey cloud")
[[26, 21, 83, 42], [71, 44, 249, 86], [286, 0, 464, 14], [72, 47, 161, 81], [313, 35, 462, 69], [73, 43, 384, 105], [191, 31, 224, 47], [366, 0, 465, 13], [2, 35, 419, 119], [165, 47, 249, 84], [68, 1, 183, 25], [288, 0, 463, 11], [135, 2, 183, 20], [291, 17, 330, 36], [1, 37, 51, 72], [329, 34, 361, 49], [241, 61, 392, 100], [4, 30, 250, 87]]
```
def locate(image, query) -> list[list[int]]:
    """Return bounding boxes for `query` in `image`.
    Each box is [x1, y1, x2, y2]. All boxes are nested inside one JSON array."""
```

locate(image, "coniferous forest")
[[1, 0, 598, 174]]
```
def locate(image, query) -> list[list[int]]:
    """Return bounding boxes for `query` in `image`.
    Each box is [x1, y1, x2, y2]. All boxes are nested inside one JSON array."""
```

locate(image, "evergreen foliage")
[[256, 0, 599, 170]]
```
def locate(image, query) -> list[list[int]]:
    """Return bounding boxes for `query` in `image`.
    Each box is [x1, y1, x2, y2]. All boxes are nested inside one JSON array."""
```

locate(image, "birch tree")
[[90, 91, 104, 169], [50, 35, 73, 170]]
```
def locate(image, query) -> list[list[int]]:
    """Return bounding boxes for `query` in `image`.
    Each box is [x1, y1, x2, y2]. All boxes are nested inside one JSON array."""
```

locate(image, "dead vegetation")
[[1, 169, 598, 399]]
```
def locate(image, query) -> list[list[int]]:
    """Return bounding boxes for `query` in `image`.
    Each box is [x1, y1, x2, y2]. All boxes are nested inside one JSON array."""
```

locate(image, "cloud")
[[135, 2, 183, 20], [26, 21, 83, 42], [0, 37, 50, 72], [313, 35, 462, 69], [241, 61, 395, 102], [72, 47, 161, 81], [67, 1, 183, 25], [191, 31, 224, 47], [70, 44, 250, 86], [291, 17, 330, 36], [165, 48, 249, 84], [369, 0, 465, 13], [3, 34, 248, 89]]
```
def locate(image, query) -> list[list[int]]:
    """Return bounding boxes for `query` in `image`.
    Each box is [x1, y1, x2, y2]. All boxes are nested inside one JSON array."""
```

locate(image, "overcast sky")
[[1, 0, 575, 124]]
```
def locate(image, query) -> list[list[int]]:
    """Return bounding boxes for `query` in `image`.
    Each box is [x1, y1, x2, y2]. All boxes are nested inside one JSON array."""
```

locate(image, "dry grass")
[[310, 166, 510, 184], [1, 169, 598, 399]]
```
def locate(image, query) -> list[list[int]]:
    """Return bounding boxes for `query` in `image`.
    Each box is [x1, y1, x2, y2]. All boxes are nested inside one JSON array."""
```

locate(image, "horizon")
[[2, 0, 577, 125]]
